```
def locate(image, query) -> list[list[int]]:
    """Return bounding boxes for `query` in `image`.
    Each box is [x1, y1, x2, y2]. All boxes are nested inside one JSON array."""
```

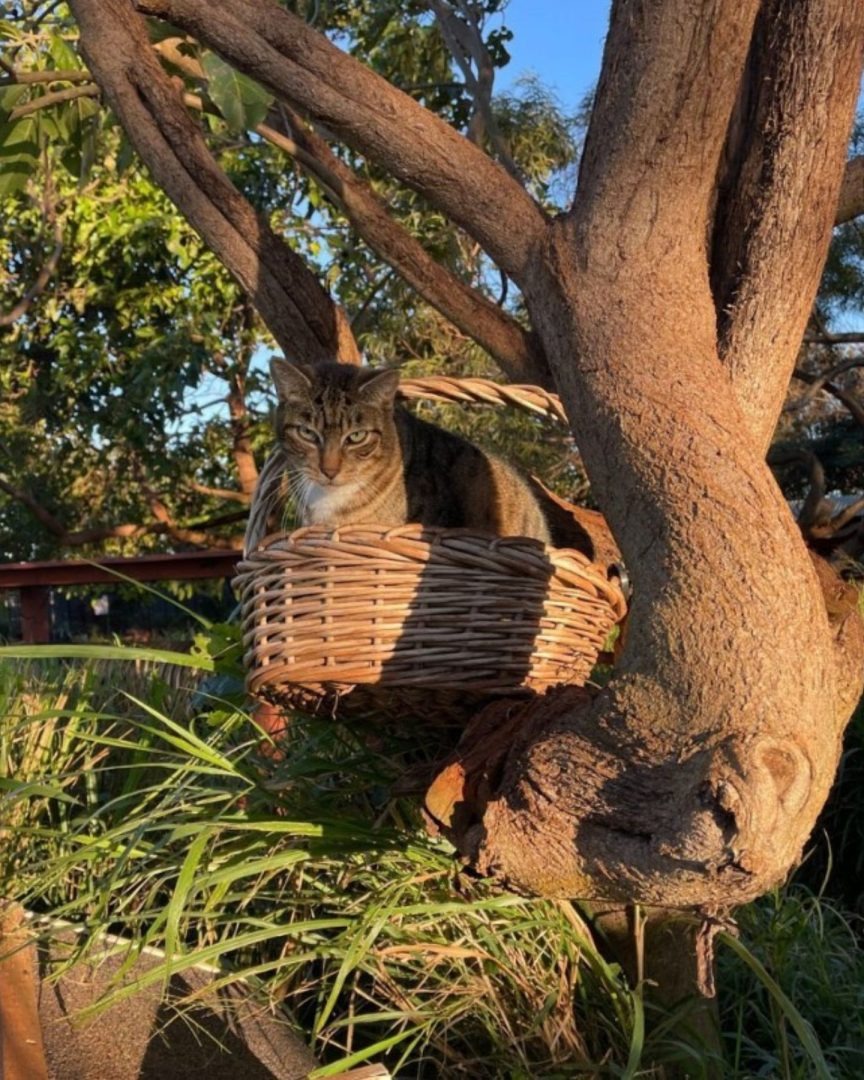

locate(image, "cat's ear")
[[270, 357, 312, 402], [357, 367, 400, 407]]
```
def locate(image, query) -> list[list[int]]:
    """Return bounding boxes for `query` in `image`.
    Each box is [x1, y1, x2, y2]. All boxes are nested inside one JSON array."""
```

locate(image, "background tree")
[[3, 0, 864, 1022], [0, 2, 583, 557]]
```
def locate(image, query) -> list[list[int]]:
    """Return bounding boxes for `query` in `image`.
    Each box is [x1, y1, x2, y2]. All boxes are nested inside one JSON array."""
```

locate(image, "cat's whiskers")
[[283, 467, 314, 522]]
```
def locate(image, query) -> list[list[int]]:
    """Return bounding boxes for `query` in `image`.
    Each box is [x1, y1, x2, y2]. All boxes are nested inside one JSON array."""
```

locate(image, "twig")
[[0, 164, 63, 328], [186, 481, 252, 505], [0, 69, 93, 85], [8, 83, 100, 119], [790, 369, 864, 428], [803, 331, 864, 344], [428, 0, 524, 183], [767, 447, 828, 528]]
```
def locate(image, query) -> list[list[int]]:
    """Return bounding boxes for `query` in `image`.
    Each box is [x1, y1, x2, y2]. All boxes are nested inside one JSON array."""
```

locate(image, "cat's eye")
[[344, 429, 369, 445], [294, 425, 319, 442]]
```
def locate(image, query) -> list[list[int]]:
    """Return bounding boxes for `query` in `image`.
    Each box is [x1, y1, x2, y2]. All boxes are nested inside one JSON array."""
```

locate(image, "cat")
[[269, 358, 554, 544]]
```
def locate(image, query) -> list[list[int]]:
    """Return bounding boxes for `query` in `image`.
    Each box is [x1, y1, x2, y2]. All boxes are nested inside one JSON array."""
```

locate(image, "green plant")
[[3, 650, 864, 1078]]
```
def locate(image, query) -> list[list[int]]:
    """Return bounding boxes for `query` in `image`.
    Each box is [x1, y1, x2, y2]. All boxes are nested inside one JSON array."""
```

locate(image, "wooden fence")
[[0, 551, 241, 643]]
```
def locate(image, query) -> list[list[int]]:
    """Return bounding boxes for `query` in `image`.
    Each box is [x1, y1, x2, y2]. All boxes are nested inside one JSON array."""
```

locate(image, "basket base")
[[254, 680, 531, 727]]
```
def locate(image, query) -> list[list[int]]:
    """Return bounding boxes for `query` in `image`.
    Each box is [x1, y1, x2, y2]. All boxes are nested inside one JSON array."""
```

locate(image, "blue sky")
[[496, 2, 609, 110]]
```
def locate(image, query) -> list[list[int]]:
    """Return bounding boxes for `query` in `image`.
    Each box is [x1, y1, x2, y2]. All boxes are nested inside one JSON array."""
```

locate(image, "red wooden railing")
[[0, 551, 241, 643]]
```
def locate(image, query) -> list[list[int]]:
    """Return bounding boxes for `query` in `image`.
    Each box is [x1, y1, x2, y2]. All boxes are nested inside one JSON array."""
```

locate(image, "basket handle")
[[398, 376, 566, 423]]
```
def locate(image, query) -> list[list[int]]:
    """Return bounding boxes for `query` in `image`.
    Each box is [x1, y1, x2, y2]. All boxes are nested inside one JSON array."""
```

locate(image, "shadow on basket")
[[234, 524, 627, 727]]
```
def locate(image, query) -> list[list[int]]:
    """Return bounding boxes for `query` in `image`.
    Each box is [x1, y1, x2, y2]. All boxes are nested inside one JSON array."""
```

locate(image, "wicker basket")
[[237, 376, 626, 721]]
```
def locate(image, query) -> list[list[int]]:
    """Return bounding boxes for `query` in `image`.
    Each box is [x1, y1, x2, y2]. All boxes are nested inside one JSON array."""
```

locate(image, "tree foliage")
[[0, 0, 583, 558]]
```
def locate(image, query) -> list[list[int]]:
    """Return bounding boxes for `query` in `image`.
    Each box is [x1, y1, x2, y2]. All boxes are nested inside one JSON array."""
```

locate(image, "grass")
[[2, 651, 864, 1078]]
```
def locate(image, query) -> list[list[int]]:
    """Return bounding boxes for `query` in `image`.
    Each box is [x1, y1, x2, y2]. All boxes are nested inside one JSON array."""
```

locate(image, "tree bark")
[[133, 0, 548, 277], [149, 35, 548, 383], [443, 0, 864, 905], [836, 156, 864, 225], [712, 0, 864, 450]]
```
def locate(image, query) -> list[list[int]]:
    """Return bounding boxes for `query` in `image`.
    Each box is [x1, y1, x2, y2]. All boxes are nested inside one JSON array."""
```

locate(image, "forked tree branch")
[[270, 106, 549, 384], [153, 35, 548, 383], [133, 0, 549, 278], [791, 364, 864, 428], [711, 0, 864, 451], [68, 0, 359, 364], [144, 488, 244, 549]]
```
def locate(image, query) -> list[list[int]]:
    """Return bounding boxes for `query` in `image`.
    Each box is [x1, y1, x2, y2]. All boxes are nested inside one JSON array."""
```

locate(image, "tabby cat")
[[270, 358, 552, 543]]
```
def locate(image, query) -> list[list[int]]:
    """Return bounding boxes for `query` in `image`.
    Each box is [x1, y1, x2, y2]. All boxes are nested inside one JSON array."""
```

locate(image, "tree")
[[6, 0, 864, 1010]]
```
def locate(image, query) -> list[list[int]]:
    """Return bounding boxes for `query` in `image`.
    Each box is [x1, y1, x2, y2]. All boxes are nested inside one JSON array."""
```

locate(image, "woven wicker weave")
[[237, 525, 625, 716], [238, 375, 626, 720]]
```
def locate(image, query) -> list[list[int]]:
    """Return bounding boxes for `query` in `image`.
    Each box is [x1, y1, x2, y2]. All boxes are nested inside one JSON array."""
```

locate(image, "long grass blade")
[[718, 929, 833, 1080]]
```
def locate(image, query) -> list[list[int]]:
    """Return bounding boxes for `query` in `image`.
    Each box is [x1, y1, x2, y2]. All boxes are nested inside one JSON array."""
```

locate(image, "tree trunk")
[[442, 0, 864, 907]]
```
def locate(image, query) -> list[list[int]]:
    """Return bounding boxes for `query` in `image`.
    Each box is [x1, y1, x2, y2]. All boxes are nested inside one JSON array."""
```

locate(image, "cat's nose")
[[320, 461, 340, 480]]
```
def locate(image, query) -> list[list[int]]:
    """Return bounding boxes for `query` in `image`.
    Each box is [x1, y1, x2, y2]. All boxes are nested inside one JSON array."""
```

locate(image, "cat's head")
[[270, 358, 401, 489]]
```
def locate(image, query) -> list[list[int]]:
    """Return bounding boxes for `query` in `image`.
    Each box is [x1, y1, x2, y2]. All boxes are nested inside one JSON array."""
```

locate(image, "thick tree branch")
[[711, 0, 864, 451], [270, 106, 548, 384], [68, 0, 358, 364], [836, 156, 864, 225], [133, 0, 548, 278], [152, 34, 548, 382], [463, 0, 864, 908]]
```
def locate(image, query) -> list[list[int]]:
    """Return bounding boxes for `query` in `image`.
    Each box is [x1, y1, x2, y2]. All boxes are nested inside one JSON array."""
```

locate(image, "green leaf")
[[116, 133, 135, 176], [0, 83, 29, 118], [0, 644, 215, 670], [146, 19, 188, 45], [0, 115, 38, 152], [0, 155, 34, 195], [200, 51, 273, 132], [164, 827, 211, 966], [48, 32, 82, 72]]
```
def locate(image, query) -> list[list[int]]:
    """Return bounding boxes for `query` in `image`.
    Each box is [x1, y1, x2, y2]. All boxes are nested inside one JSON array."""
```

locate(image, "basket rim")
[[236, 522, 627, 621]]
